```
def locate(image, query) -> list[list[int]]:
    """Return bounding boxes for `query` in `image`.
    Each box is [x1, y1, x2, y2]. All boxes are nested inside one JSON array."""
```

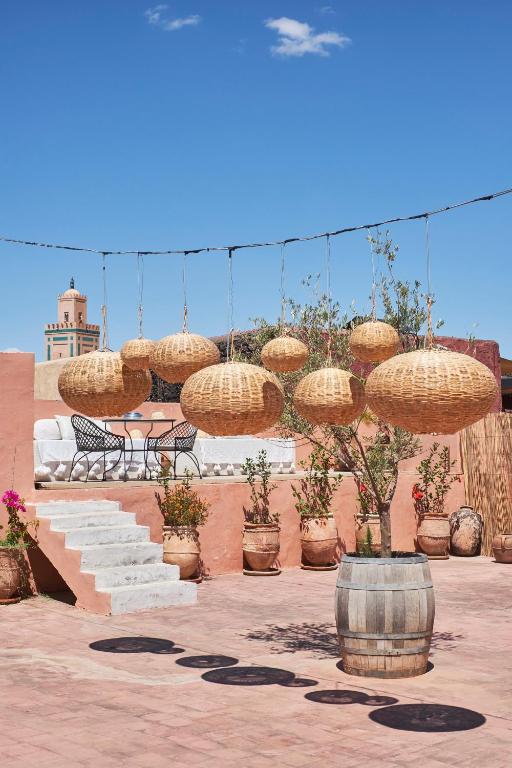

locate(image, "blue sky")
[[1, 1, 511, 359]]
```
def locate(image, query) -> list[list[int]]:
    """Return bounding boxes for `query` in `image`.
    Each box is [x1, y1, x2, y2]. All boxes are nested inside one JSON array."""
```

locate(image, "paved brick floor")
[[1, 557, 511, 767]]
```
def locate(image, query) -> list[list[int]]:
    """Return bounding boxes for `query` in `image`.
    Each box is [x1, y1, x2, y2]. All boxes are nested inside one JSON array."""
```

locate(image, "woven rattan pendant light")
[[150, 252, 220, 383], [180, 249, 284, 435], [293, 367, 366, 425], [120, 254, 156, 371], [260, 243, 309, 373], [58, 256, 151, 416], [349, 320, 399, 363]]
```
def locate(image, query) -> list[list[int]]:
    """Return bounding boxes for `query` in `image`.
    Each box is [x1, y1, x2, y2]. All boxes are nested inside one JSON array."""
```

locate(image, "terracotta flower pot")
[[449, 506, 482, 556], [162, 525, 200, 579], [355, 515, 382, 555], [492, 534, 512, 564], [300, 516, 338, 567], [0, 548, 23, 601], [242, 523, 280, 571], [417, 515, 450, 560]]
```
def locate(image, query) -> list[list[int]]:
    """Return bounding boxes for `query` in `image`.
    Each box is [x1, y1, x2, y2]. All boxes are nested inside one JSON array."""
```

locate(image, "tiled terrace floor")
[[1, 557, 511, 767]]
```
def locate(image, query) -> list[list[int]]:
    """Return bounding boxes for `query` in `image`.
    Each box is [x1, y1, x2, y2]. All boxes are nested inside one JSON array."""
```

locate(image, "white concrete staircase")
[[35, 500, 197, 614]]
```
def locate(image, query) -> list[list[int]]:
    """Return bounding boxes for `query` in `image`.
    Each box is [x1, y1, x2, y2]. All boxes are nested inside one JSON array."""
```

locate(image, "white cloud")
[[318, 5, 336, 14], [265, 16, 350, 57], [145, 6, 201, 32]]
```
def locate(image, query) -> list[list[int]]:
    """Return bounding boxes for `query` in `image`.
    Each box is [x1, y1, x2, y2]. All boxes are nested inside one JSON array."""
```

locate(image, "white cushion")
[[54, 415, 75, 440], [34, 419, 61, 441]]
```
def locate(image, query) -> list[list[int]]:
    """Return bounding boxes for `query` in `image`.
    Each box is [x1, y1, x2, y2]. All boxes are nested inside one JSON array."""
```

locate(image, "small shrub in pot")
[[0, 490, 38, 602], [241, 451, 280, 573]]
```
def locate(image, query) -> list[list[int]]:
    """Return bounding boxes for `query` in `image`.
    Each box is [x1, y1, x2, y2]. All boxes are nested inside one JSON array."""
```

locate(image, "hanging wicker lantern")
[[365, 349, 498, 434], [120, 338, 156, 371], [150, 332, 220, 384], [349, 320, 399, 363], [293, 367, 366, 425], [180, 362, 284, 436], [58, 350, 152, 417], [261, 335, 309, 373]]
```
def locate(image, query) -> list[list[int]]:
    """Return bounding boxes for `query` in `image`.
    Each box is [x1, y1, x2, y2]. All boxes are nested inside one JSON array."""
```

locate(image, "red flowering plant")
[[0, 489, 38, 548], [413, 443, 459, 521]]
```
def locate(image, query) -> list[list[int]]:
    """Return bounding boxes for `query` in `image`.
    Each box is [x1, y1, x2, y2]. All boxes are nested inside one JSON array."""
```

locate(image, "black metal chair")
[[69, 414, 126, 482], [145, 421, 201, 479]]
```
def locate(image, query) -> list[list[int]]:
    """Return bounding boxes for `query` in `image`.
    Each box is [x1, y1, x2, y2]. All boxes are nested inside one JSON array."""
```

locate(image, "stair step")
[[77, 541, 163, 569], [49, 511, 136, 531], [86, 563, 180, 588], [36, 501, 120, 517], [102, 579, 197, 615], [65, 524, 150, 547]]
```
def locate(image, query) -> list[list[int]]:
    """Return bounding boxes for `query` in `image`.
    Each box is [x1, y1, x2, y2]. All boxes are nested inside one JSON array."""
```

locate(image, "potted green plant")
[[292, 446, 342, 568], [155, 471, 209, 580], [0, 489, 38, 603], [355, 477, 382, 555], [241, 450, 280, 574], [413, 442, 459, 560]]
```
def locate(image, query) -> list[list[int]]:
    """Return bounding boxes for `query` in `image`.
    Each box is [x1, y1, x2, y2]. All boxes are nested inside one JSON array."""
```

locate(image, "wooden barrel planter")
[[335, 553, 435, 679]]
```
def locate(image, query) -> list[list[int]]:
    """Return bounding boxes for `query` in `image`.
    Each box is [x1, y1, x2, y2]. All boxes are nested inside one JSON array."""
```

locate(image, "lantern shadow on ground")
[[176, 654, 239, 669], [369, 704, 486, 732], [305, 690, 372, 705], [244, 622, 339, 658], [89, 637, 185, 654], [201, 666, 297, 686]]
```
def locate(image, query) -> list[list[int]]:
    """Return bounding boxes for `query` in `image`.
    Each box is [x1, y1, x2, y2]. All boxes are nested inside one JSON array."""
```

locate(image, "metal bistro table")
[[102, 418, 176, 480]]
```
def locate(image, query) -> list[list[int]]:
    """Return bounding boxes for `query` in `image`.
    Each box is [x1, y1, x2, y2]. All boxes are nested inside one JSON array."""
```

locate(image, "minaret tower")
[[44, 278, 100, 360]]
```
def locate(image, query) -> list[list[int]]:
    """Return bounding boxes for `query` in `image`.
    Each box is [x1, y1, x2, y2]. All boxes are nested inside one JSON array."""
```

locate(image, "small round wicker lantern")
[[180, 362, 284, 436], [150, 332, 220, 384], [293, 367, 366, 426], [120, 338, 156, 371], [349, 320, 399, 363], [365, 349, 498, 434], [261, 336, 309, 373], [58, 350, 152, 417]]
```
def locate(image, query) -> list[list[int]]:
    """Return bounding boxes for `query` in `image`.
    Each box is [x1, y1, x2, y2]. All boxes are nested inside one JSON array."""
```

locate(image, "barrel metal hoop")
[[336, 581, 433, 591], [341, 646, 431, 656], [340, 630, 432, 640], [342, 554, 427, 565]]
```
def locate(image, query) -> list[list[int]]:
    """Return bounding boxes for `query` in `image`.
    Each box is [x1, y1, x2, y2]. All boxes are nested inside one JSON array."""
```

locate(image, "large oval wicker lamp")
[[365, 349, 498, 434], [293, 367, 366, 425], [261, 335, 309, 373], [180, 361, 284, 436], [151, 332, 220, 384], [58, 350, 152, 417]]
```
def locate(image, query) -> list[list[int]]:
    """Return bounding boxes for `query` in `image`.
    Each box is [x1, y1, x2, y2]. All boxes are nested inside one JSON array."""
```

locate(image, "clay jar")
[[492, 534, 512, 564], [0, 548, 22, 601], [355, 515, 382, 555], [300, 516, 338, 567], [449, 506, 483, 556], [242, 523, 280, 572], [417, 516, 450, 560], [162, 526, 200, 579]]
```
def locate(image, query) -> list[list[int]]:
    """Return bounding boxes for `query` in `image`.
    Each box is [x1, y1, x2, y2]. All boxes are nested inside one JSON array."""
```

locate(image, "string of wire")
[[0, 186, 510, 256]]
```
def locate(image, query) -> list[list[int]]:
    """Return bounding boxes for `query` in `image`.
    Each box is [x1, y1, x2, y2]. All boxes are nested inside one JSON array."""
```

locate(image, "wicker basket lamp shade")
[[261, 336, 309, 373], [180, 362, 284, 436], [293, 367, 366, 426], [150, 332, 220, 384], [349, 320, 400, 363], [365, 349, 499, 434], [58, 350, 152, 417], [120, 338, 156, 371]]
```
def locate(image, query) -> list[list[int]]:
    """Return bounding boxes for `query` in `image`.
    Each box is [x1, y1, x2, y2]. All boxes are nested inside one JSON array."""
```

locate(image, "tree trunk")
[[378, 502, 392, 558]]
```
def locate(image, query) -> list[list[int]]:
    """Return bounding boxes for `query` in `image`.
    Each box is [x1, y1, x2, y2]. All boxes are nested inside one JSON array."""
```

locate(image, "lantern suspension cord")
[[182, 251, 189, 333], [1, 185, 511, 256], [424, 215, 434, 350], [280, 242, 286, 331], [100, 252, 109, 351], [136, 252, 144, 339], [367, 228, 377, 321], [326, 233, 333, 363], [226, 248, 235, 362]]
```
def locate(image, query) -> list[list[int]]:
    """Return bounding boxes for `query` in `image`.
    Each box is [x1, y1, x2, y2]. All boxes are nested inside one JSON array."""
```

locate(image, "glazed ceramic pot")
[[300, 515, 338, 566], [0, 548, 22, 600], [417, 516, 450, 560], [162, 525, 200, 579], [242, 523, 280, 571], [492, 534, 512, 564], [449, 506, 483, 556], [355, 515, 382, 555]]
